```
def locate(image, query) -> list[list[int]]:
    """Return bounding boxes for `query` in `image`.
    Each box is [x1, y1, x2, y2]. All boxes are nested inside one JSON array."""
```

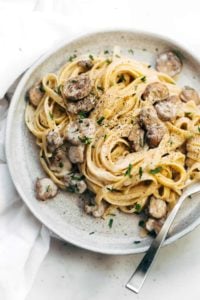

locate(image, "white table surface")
[[3, 0, 200, 299]]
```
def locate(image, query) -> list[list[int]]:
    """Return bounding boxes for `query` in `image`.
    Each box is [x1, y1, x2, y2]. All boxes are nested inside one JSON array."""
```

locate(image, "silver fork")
[[126, 182, 200, 293]]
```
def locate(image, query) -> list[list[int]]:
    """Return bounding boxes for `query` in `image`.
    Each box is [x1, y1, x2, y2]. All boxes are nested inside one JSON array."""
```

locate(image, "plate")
[[5, 30, 200, 254]]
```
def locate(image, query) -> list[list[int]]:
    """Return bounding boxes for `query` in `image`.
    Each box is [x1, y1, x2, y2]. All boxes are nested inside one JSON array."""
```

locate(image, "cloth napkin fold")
[[0, 10, 76, 300]]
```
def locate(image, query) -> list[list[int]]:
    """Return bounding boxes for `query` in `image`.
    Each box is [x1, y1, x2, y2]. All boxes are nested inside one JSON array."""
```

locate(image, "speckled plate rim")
[[5, 29, 200, 255]]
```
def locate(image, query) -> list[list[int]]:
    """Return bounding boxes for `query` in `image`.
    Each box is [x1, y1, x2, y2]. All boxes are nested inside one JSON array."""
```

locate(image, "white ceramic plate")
[[6, 30, 200, 254]]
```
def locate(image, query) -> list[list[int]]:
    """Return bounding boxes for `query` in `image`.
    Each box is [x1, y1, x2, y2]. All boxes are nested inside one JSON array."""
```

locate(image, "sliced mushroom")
[[84, 202, 105, 217], [28, 82, 44, 107], [46, 129, 64, 153], [35, 177, 58, 201], [65, 119, 96, 145], [180, 86, 200, 105], [148, 196, 167, 219], [77, 60, 93, 71], [141, 82, 169, 104], [156, 51, 182, 77], [154, 99, 176, 121], [66, 94, 96, 114], [128, 124, 145, 152], [50, 148, 72, 175], [145, 218, 165, 235], [68, 145, 85, 163], [62, 73, 92, 101], [146, 124, 166, 148], [64, 173, 87, 194]]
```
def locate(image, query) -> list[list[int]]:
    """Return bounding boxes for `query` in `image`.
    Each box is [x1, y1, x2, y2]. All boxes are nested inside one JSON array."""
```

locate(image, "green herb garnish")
[[128, 49, 134, 54], [198, 126, 200, 133], [89, 54, 94, 61], [125, 164, 132, 178], [49, 112, 53, 119], [78, 111, 88, 119], [139, 167, 143, 179], [107, 187, 119, 192], [106, 59, 112, 65], [46, 185, 50, 192], [66, 185, 79, 193], [68, 54, 77, 62], [78, 136, 92, 145], [118, 74, 125, 83], [149, 166, 163, 174], [71, 174, 85, 181], [104, 50, 109, 54], [55, 84, 63, 95], [115, 54, 120, 58], [147, 65, 151, 68], [103, 134, 107, 141], [97, 116, 105, 125], [140, 76, 146, 82], [108, 218, 114, 228], [135, 203, 141, 212], [185, 112, 192, 117], [89, 231, 95, 235], [138, 220, 145, 228], [133, 240, 141, 244]]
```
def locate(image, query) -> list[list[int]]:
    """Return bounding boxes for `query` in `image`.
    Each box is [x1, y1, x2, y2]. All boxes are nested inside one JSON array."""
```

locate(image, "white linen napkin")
[[0, 10, 75, 300]]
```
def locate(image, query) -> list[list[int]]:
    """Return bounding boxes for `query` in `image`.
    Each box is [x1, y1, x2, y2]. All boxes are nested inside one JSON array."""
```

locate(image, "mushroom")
[[66, 94, 96, 114], [68, 145, 85, 163], [62, 73, 92, 101], [180, 86, 200, 105], [128, 124, 145, 152], [46, 129, 64, 153], [35, 177, 58, 200], [28, 81, 44, 107], [155, 51, 182, 77], [141, 82, 169, 104], [64, 173, 87, 194], [65, 119, 96, 145], [50, 147, 72, 176], [148, 196, 167, 219]]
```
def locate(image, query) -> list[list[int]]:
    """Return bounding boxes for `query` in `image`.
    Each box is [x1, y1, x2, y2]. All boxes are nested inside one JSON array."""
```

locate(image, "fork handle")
[[126, 189, 188, 293]]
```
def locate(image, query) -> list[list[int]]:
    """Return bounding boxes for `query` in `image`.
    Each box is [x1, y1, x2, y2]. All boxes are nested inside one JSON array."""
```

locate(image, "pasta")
[[25, 47, 200, 234]]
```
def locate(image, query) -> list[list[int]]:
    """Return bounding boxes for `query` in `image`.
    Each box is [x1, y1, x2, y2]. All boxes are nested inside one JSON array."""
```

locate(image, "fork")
[[126, 182, 200, 293]]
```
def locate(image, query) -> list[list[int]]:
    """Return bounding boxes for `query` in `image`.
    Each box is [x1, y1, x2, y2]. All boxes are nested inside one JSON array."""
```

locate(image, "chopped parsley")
[[71, 174, 85, 181], [97, 116, 105, 125], [125, 164, 132, 178], [133, 240, 141, 244], [128, 49, 134, 54], [66, 185, 79, 193], [185, 112, 192, 117], [139, 167, 143, 179], [118, 74, 126, 83], [49, 112, 53, 119], [138, 220, 145, 228], [106, 59, 112, 65], [147, 65, 151, 68], [59, 162, 64, 168], [103, 134, 107, 141], [55, 85, 63, 95], [78, 111, 88, 119], [135, 203, 141, 212], [78, 136, 92, 144], [107, 187, 119, 192], [104, 50, 109, 54], [108, 218, 114, 228], [198, 126, 200, 133], [140, 76, 146, 82], [115, 54, 120, 58], [89, 54, 94, 61], [149, 166, 163, 175], [89, 231, 95, 235], [46, 185, 50, 192], [68, 54, 77, 62]]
